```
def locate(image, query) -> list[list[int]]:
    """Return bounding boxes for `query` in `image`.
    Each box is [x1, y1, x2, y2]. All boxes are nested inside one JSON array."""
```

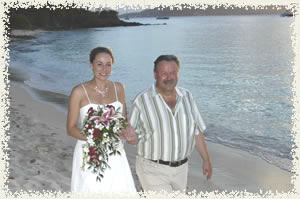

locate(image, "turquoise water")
[[9, 15, 295, 171]]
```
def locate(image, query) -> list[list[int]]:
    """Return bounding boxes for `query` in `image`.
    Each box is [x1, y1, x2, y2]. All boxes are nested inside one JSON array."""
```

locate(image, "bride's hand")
[[120, 123, 138, 144], [120, 128, 128, 140]]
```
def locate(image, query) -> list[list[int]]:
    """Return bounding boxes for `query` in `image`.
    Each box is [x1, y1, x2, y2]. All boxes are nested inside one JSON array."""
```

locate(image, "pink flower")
[[90, 116, 101, 121], [90, 154, 99, 163], [89, 105, 119, 128], [103, 108, 114, 119], [88, 107, 95, 116], [106, 105, 115, 111]]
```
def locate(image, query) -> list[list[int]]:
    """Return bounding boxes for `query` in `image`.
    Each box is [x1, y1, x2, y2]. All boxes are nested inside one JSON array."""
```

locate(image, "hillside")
[[119, 5, 290, 18], [8, 6, 143, 30]]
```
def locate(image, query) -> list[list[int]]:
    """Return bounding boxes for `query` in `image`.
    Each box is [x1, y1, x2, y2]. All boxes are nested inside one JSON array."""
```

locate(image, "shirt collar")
[[151, 84, 183, 98]]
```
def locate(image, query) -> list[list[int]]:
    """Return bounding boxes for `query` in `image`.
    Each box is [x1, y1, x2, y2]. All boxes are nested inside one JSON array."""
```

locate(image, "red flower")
[[93, 129, 101, 139], [88, 147, 99, 163], [87, 124, 93, 129], [88, 147, 97, 156]]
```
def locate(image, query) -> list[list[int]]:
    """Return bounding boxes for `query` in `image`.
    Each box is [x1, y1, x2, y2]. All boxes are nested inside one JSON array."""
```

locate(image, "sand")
[[6, 82, 294, 194], [7, 83, 74, 192]]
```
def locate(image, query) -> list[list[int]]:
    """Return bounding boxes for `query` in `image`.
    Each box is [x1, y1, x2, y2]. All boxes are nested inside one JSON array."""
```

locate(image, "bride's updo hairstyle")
[[90, 47, 114, 64]]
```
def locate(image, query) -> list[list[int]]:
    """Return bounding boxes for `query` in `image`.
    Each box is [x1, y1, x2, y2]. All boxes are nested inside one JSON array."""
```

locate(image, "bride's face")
[[90, 53, 113, 81]]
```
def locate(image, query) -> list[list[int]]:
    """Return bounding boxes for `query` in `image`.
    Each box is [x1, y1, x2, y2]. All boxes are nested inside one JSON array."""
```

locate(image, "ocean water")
[[8, 15, 295, 171]]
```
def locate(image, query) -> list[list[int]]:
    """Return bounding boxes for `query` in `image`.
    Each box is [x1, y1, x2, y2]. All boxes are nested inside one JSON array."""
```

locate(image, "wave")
[[205, 124, 294, 172]]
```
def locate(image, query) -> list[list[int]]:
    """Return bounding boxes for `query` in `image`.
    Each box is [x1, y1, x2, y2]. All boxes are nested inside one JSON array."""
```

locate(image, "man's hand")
[[195, 133, 213, 180], [203, 159, 212, 180]]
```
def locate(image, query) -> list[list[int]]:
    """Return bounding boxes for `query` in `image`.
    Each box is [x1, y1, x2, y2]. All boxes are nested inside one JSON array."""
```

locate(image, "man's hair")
[[90, 47, 114, 64], [153, 55, 180, 72]]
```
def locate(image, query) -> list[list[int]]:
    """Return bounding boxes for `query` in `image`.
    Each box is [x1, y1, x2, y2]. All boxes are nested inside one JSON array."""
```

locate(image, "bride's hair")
[[90, 47, 114, 64]]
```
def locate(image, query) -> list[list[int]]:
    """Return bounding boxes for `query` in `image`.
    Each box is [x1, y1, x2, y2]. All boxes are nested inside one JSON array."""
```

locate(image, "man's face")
[[154, 60, 179, 93]]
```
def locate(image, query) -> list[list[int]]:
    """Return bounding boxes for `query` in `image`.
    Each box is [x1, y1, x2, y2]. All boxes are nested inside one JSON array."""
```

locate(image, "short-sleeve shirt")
[[129, 85, 206, 162]]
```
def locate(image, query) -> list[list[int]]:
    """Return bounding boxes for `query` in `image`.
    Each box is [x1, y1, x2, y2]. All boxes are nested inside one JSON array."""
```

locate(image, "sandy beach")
[[6, 82, 294, 194]]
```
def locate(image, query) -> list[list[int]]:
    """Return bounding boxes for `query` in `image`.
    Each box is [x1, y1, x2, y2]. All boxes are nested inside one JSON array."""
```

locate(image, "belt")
[[150, 158, 188, 167]]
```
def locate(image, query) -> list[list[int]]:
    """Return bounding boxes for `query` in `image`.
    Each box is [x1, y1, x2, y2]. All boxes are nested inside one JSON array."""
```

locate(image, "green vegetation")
[[8, 6, 142, 30], [10, 13, 32, 29]]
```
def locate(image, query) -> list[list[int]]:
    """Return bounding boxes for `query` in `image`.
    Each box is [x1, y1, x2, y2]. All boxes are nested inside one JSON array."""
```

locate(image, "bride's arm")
[[117, 82, 127, 120], [66, 86, 87, 141]]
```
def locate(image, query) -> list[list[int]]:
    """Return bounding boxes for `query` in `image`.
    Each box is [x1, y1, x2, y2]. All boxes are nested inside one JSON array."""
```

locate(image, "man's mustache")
[[163, 80, 176, 84]]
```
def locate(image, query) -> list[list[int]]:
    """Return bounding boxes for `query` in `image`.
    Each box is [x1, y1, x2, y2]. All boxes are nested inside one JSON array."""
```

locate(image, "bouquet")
[[80, 104, 127, 181]]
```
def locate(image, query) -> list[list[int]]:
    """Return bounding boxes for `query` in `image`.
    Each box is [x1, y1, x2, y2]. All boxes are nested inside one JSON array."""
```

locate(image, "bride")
[[66, 47, 137, 193]]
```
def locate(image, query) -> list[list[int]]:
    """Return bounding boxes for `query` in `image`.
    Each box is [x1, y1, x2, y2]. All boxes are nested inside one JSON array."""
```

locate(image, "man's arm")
[[195, 133, 212, 180]]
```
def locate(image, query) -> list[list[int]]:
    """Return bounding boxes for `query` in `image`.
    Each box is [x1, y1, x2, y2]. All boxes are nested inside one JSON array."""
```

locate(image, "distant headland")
[[7, 6, 143, 31], [119, 5, 294, 18]]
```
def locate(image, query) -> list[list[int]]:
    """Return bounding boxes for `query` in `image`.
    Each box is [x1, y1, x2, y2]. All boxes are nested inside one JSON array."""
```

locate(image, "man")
[[127, 55, 212, 192]]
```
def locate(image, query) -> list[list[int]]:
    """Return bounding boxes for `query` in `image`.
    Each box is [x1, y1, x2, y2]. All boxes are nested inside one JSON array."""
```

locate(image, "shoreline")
[[7, 82, 294, 193], [9, 65, 294, 173], [10, 67, 293, 174], [8, 29, 50, 42]]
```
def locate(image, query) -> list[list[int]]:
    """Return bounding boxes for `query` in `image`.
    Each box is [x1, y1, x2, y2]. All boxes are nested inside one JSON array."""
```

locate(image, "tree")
[[10, 13, 32, 29]]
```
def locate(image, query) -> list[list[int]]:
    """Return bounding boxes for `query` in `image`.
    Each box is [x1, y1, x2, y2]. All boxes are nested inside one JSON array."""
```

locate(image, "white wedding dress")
[[71, 84, 136, 193]]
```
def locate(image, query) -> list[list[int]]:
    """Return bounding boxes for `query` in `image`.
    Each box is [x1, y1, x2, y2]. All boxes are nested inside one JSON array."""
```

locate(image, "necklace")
[[94, 86, 109, 97]]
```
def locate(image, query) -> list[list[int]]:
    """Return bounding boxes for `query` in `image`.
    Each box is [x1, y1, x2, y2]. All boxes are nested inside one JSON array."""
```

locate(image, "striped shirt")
[[129, 84, 206, 162]]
